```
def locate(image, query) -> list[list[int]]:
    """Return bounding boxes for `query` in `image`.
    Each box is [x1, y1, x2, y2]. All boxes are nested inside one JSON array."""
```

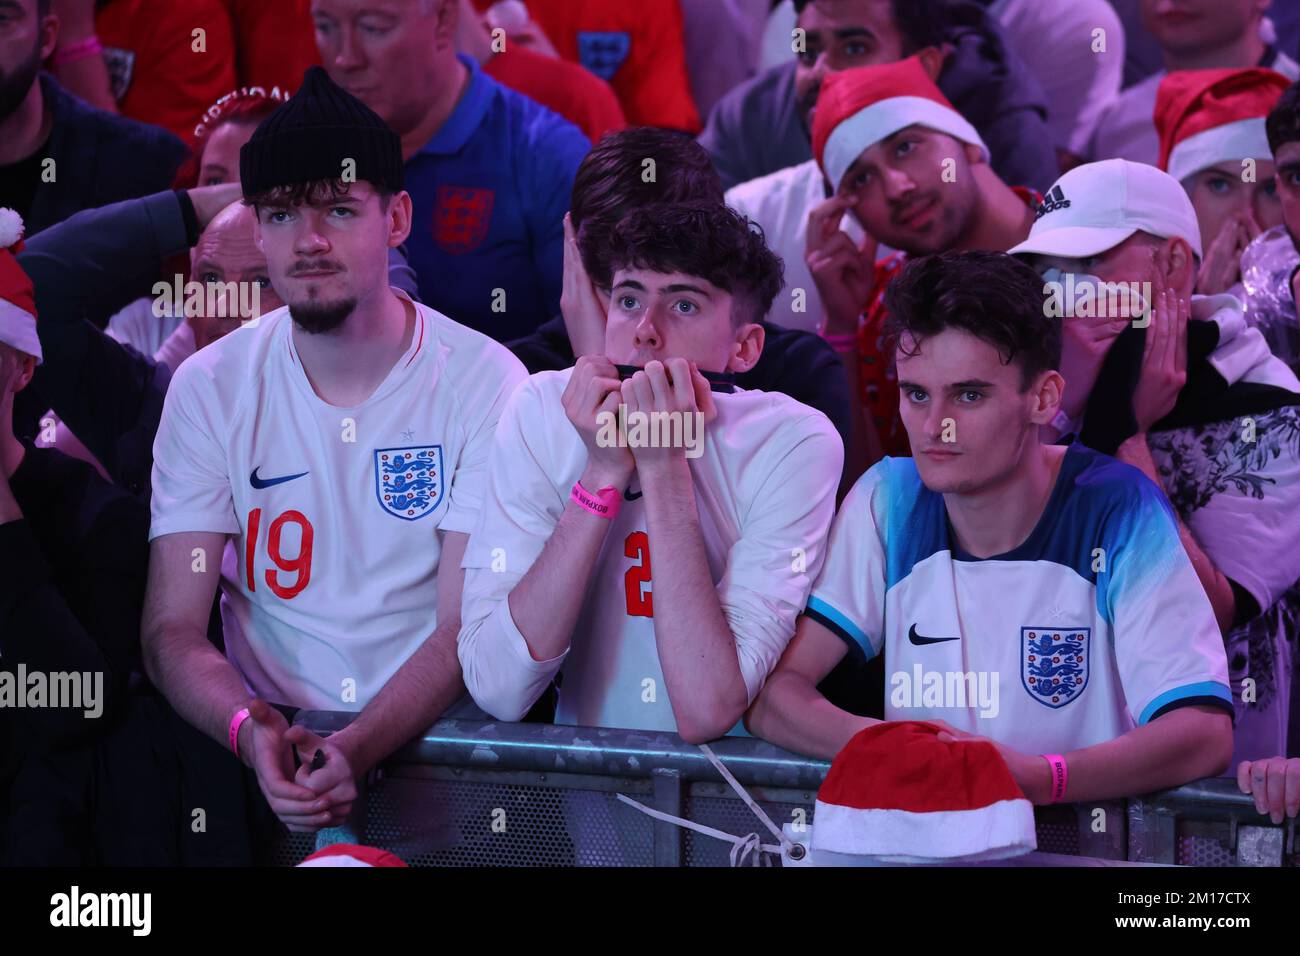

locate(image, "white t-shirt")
[[726, 159, 868, 334], [149, 292, 528, 710], [807, 444, 1234, 754], [457, 368, 844, 732]]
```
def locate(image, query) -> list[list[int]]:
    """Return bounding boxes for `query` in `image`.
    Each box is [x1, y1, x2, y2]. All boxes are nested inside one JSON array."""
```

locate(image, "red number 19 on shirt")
[[245, 508, 315, 599]]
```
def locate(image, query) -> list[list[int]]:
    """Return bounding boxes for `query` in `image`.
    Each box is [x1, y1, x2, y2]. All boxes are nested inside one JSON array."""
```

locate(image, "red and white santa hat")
[[810, 721, 1036, 865], [1155, 67, 1291, 184], [297, 842, 407, 867], [811, 56, 988, 194], [0, 209, 41, 364]]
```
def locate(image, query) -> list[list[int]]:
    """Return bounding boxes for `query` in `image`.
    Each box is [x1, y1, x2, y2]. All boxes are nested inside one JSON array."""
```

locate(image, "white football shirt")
[[150, 292, 528, 710], [457, 368, 844, 732], [807, 444, 1234, 754]]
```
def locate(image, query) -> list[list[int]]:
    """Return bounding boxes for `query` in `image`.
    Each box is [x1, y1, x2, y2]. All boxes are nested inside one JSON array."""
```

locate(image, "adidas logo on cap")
[[1034, 185, 1071, 221]]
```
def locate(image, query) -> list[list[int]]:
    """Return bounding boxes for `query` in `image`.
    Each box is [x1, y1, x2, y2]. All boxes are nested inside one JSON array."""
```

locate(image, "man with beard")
[[0, 0, 186, 235], [802, 58, 1039, 478], [142, 67, 527, 834], [700, 0, 1055, 192]]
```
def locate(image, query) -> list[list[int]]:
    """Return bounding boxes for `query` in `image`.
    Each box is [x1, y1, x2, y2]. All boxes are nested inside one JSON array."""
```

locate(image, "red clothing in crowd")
[[485, 45, 625, 144], [222, 0, 322, 91], [524, 0, 701, 133], [95, 0, 237, 142], [858, 186, 1043, 457]]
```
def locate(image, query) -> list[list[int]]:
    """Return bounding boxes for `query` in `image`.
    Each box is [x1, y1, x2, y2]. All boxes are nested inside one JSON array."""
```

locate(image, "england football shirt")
[[806, 443, 1234, 754], [457, 368, 844, 732], [150, 292, 528, 710]]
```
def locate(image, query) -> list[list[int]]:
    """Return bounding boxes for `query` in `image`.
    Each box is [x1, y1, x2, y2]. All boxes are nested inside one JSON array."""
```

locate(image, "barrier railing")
[[272, 712, 1297, 867]]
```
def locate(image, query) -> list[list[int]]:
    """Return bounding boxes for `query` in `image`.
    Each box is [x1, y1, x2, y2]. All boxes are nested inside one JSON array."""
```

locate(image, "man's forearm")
[[1037, 707, 1233, 804], [506, 471, 618, 661], [746, 671, 877, 761], [330, 619, 467, 774], [144, 623, 255, 749], [640, 457, 747, 742]]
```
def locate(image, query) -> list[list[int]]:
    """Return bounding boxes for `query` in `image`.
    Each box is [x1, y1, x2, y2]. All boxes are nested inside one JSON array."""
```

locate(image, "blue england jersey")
[[806, 443, 1234, 753]]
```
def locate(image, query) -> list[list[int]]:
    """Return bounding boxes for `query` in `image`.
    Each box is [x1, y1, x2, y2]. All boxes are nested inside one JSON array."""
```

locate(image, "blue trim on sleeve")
[[805, 596, 876, 660], [1139, 681, 1234, 725]]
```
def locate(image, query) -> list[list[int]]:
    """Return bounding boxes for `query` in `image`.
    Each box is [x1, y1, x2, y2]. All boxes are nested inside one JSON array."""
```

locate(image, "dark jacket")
[[0, 443, 149, 758], [27, 73, 189, 239], [16, 190, 423, 501], [698, 5, 1058, 193], [507, 315, 854, 454]]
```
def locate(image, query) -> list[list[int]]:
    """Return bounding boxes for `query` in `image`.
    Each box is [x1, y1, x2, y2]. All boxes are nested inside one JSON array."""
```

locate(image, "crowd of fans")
[[1, 0, 1299, 865]]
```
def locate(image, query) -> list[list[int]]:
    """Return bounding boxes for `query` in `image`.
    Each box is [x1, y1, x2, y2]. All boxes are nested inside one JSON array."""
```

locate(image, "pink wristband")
[[229, 707, 251, 757], [53, 36, 104, 67], [1042, 753, 1068, 803], [570, 480, 620, 520]]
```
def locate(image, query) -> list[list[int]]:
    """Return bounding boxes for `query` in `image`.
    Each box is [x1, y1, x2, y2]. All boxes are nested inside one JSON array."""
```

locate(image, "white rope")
[[613, 743, 798, 867], [614, 793, 781, 866]]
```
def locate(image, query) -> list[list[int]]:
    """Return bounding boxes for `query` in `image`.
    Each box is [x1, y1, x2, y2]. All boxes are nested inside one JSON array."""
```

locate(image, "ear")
[[1028, 369, 1064, 426], [435, 0, 460, 48], [388, 191, 414, 248], [251, 212, 265, 252], [727, 322, 765, 374], [915, 46, 947, 80], [40, 9, 59, 61], [961, 140, 984, 167], [1163, 237, 1197, 296]]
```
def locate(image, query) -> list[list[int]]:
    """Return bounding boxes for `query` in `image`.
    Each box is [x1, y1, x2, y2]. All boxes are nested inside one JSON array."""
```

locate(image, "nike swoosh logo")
[[624, 487, 642, 501], [250, 467, 310, 490], [908, 623, 960, 646]]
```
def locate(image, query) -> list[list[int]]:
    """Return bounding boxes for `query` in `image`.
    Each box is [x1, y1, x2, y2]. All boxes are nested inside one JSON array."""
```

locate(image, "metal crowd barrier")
[[271, 712, 1298, 867]]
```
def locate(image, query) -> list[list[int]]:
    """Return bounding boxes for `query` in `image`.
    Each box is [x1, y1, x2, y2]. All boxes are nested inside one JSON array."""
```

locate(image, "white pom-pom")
[[488, 0, 529, 34], [0, 208, 24, 249]]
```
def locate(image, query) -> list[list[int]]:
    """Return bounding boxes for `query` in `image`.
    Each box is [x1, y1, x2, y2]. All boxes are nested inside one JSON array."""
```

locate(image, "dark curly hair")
[[792, 0, 955, 54], [883, 251, 1060, 389], [602, 202, 785, 326], [1266, 79, 1300, 155], [571, 127, 724, 288]]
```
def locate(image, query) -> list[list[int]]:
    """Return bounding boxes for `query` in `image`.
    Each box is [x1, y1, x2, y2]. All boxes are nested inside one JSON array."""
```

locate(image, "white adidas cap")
[[1008, 159, 1204, 262]]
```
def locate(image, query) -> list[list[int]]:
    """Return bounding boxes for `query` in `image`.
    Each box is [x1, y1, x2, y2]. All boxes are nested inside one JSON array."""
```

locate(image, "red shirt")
[[524, 0, 701, 133], [96, 0, 237, 143], [222, 0, 321, 92], [857, 186, 1043, 457], [484, 46, 626, 144]]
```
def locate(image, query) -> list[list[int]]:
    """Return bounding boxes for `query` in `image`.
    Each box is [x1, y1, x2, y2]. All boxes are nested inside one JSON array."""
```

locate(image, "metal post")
[[651, 768, 684, 867]]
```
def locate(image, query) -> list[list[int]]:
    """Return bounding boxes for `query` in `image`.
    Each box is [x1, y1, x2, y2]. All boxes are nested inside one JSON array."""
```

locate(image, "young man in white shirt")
[[747, 250, 1234, 805], [458, 201, 843, 743], [142, 67, 526, 833]]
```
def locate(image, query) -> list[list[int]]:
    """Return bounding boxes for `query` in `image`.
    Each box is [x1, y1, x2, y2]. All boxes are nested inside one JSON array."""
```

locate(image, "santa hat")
[[297, 843, 407, 867], [0, 209, 41, 364], [810, 721, 1036, 865], [811, 56, 988, 194], [1155, 67, 1290, 184]]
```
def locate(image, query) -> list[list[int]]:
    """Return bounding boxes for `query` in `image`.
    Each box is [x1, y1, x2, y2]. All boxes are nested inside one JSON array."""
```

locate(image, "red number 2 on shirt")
[[624, 530, 653, 617], [245, 508, 315, 600]]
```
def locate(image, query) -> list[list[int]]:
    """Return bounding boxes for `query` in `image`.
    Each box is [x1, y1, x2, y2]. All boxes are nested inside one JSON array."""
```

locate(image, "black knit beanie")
[[240, 66, 404, 199]]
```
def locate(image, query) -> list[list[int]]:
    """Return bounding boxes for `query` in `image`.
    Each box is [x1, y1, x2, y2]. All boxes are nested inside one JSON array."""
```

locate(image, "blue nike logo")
[[250, 467, 310, 489], [624, 486, 642, 501]]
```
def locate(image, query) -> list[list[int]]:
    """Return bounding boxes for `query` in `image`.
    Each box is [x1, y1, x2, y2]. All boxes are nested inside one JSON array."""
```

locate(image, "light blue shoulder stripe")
[[806, 595, 877, 659], [1138, 681, 1234, 725]]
